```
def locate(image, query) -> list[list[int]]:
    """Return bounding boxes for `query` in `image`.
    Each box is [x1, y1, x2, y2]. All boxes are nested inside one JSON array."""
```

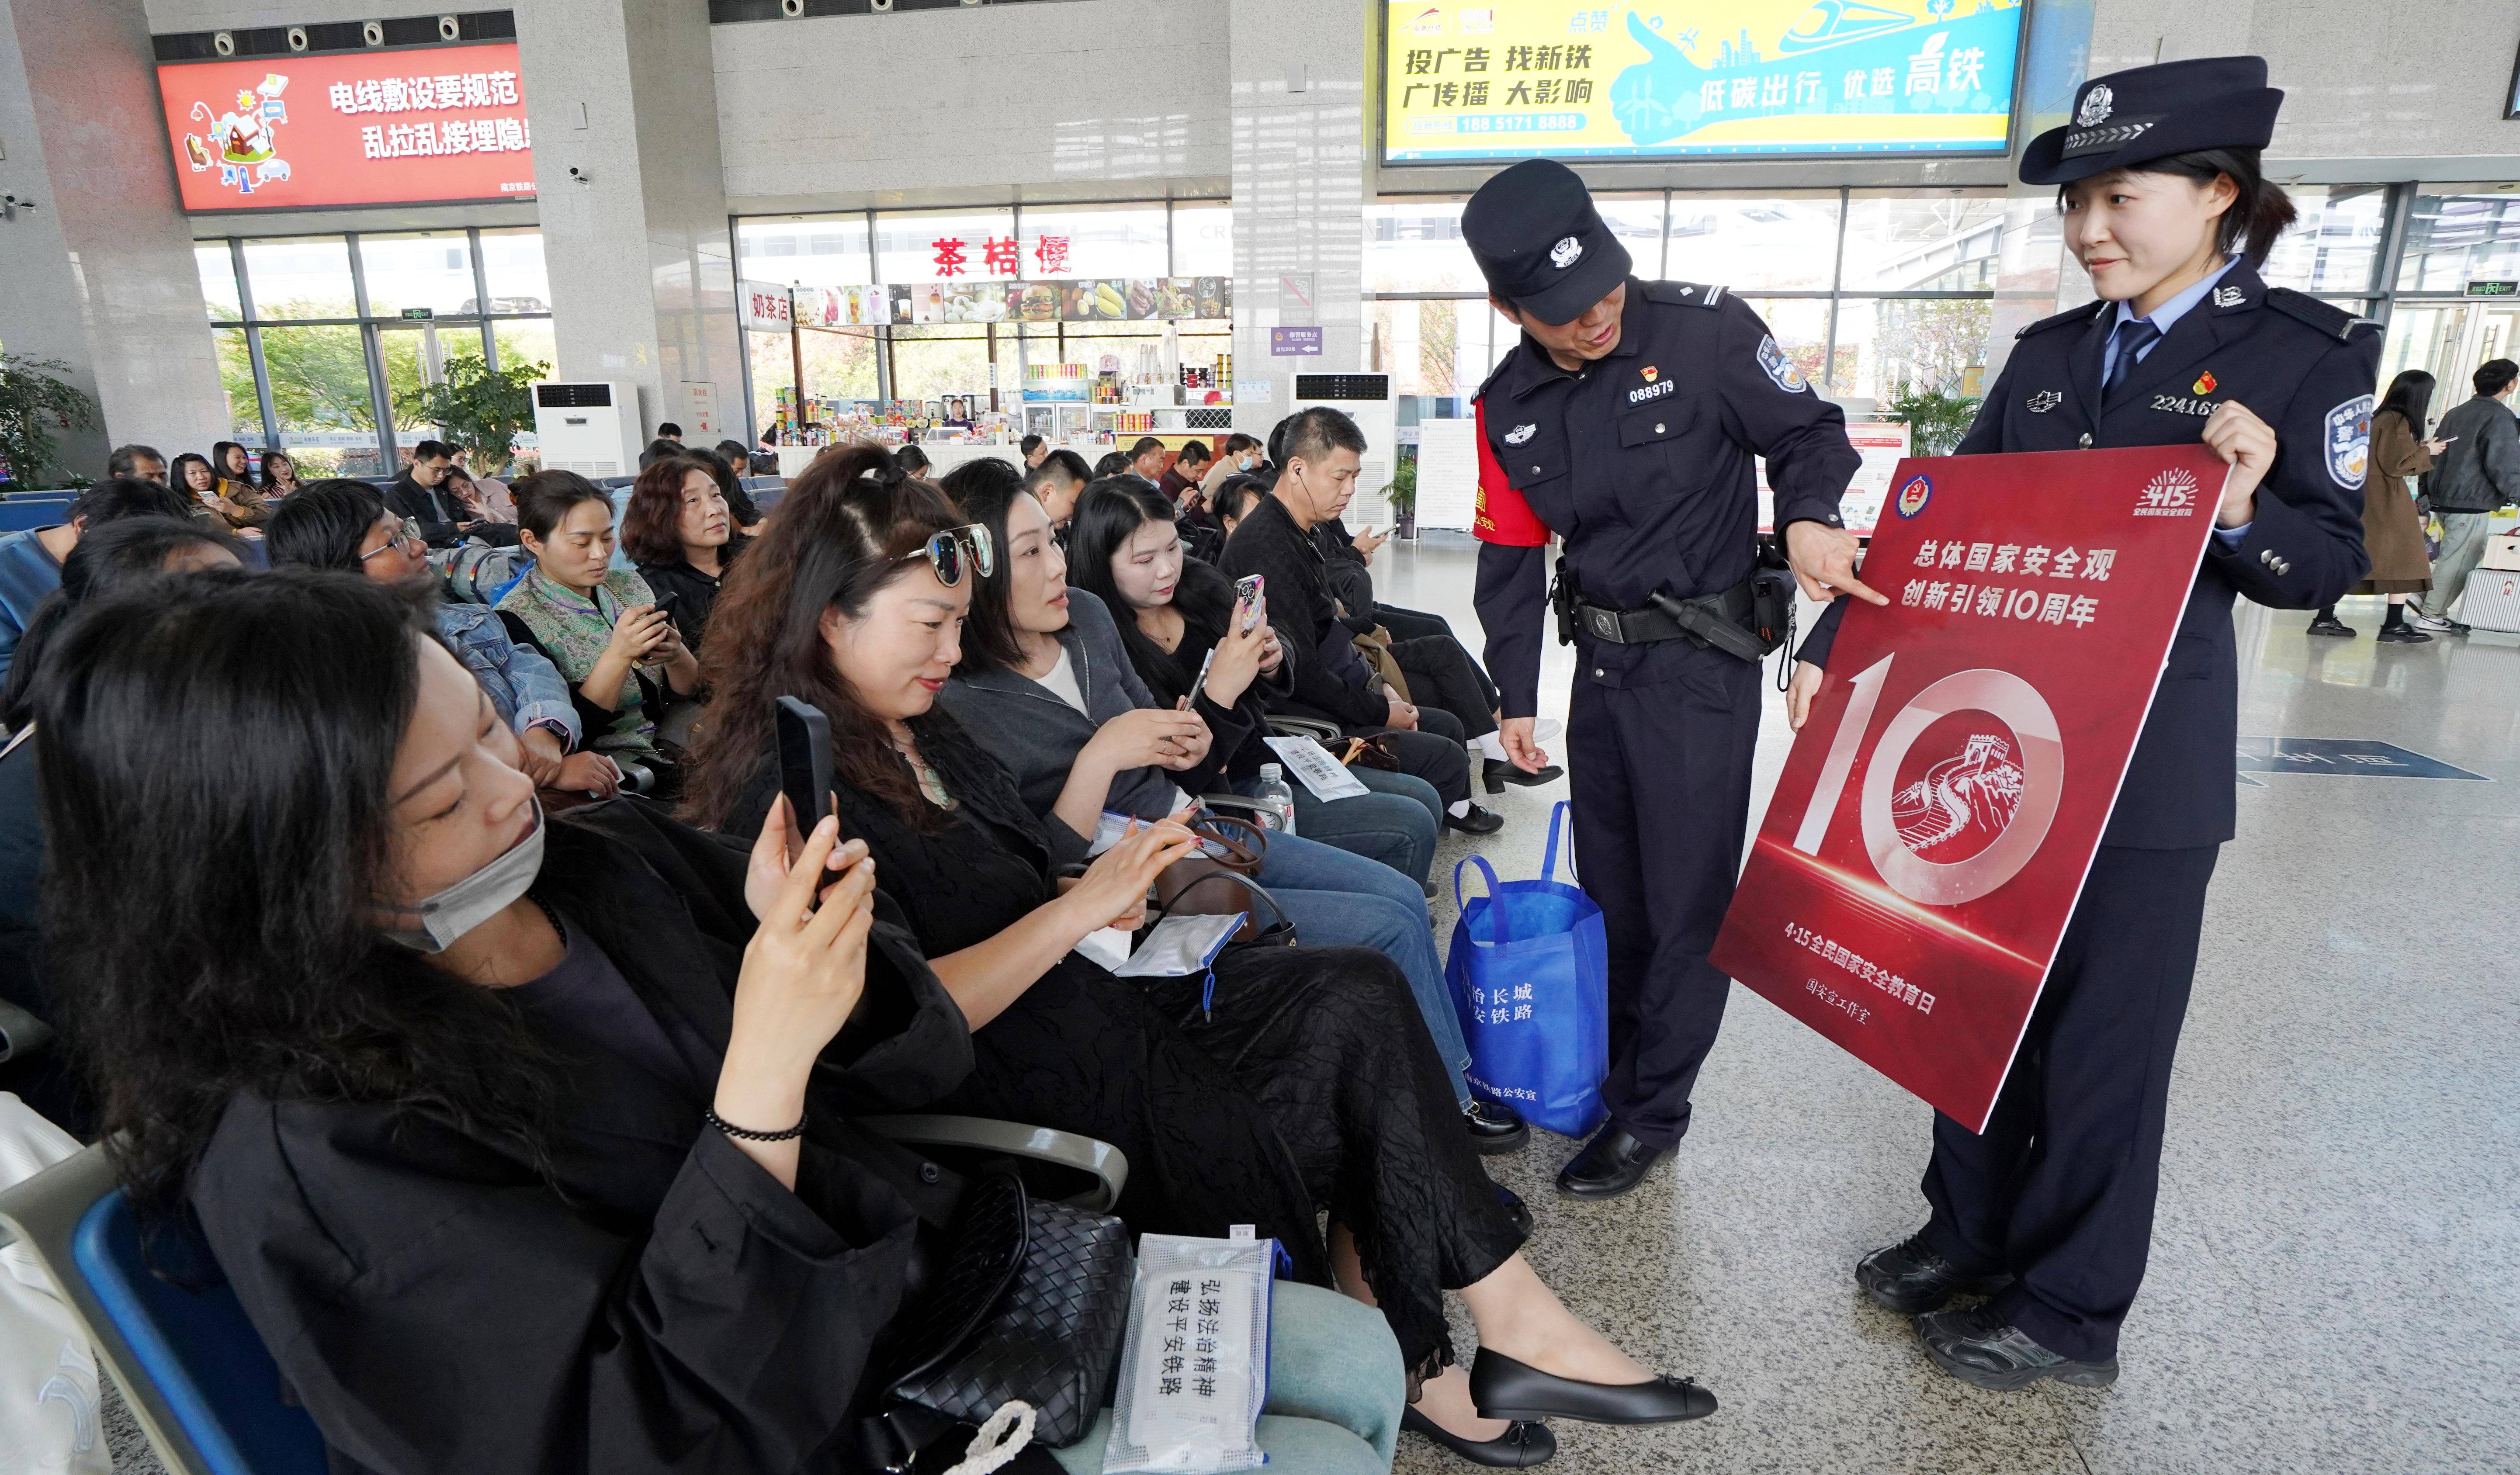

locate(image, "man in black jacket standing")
[[1222, 408, 1503, 833], [2414, 357, 2520, 634], [387, 440, 518, 548]]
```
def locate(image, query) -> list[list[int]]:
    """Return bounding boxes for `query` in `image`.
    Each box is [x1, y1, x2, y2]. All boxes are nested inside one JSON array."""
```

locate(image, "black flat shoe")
[[1466, 1098, 1529, 1155], [1854, 1231, 2013, 1314], [1468, 1348, 1716, 1425], [2306, 616, 2356, 637], [1401, 1406, 1556, 1467], [1444, 803, 1505, 835], [2375, 624, 2432, 644], [1553, 1124, 1664, 1199], [1914, 1303, 2118, 1391], [1483, 758, 1566, 793]]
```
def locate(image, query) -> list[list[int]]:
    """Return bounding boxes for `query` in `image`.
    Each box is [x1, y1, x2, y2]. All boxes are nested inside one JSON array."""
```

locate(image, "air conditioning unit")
[[1291, 373, 1398, 526], [532, 381, 641, 478]]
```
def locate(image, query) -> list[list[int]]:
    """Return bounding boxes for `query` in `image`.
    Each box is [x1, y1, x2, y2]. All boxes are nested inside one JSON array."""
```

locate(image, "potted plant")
[[1381, 451, 1419, 540], [0, 354, 101, 494], [1883, 381, 1983, 457], [393, 353, 548, 474]]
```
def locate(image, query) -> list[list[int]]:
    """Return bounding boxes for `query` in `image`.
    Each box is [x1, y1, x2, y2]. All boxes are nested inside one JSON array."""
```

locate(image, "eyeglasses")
[[896, 523, 995, 586], [360, 519, 426, 561]]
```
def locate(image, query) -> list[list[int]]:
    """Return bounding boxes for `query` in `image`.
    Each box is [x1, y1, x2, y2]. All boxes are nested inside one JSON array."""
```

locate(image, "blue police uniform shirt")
[[2104, 258, 2254, 547]]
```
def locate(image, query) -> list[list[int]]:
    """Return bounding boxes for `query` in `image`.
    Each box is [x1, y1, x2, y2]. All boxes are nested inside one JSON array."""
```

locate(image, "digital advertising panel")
[[156, 44, 534, 212], [1382, 1, 2025, 164], [1710, 446, 2225, 1130]]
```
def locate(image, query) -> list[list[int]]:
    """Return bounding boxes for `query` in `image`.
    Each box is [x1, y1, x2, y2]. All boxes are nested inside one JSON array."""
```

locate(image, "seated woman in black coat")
[[621, 451, 752, 651], [678, 446, 1715, 1458]]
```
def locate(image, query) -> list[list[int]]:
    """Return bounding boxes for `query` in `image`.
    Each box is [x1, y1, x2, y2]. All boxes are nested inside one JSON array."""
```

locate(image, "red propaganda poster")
[[156, 45, 534, 212], [1710, 446, 2229, 1130]]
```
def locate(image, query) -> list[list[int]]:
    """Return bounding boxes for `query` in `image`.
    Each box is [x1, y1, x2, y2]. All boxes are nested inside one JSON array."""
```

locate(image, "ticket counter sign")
[[157, 44, 533, 211], [1710, 446, 2226, 1130], [1382, 1, 2024, 163]]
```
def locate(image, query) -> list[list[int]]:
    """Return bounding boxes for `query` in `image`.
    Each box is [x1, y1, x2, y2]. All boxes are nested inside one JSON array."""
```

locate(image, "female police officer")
[[1790, 56, 2376, 1391]]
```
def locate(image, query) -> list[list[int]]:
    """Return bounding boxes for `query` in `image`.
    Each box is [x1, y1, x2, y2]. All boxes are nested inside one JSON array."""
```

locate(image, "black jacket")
[[2425, 394, 2520, 513], [383, 473, 471, 548], [192, 799, 974, 1475], [1221, 494, 1386, 727], [1799, 264, 2377, 849], [638, 534, 751, 650]]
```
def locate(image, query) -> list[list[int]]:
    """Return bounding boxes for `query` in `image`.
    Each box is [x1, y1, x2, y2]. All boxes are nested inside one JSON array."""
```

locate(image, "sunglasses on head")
[[897, 523, 995, 586]]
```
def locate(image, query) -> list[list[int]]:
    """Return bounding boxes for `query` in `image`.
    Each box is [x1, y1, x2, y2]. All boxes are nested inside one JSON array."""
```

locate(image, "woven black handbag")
[[876, 1168, 1133, 1467]]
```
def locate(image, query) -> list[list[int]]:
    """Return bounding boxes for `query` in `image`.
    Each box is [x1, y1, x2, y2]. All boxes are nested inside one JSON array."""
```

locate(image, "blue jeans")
[[1053, 1281, 1404, 1475], [1251, 831, 1473, 1109], [1273, 767, 1443, 888]]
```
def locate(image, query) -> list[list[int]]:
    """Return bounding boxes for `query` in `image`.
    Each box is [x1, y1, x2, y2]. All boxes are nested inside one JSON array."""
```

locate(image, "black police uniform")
[[1802, 56, 2378, 1371], [1467, 162, 1859, 1180]]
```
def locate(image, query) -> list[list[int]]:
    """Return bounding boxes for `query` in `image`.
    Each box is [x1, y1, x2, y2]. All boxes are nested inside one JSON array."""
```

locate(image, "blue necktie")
[[2104, 318, 2161, 402]]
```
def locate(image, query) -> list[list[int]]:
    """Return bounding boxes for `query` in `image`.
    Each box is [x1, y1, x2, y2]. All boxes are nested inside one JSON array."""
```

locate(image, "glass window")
[[492, 318, 556, 378], [1594, 193, 1667, 279], [2257, 187, 2387, 295], [1171, 203, 1233, 278], [877, 208, 1019, 284], [1372, 298, 1484, 397], [802, 326, 880, 404], [378, 326, 440, 460], [1736, 298, 1833, 389], [212, 327, 260, 440], [242, 236, 358, 320], [887, 325, 992, 401], [1840, 194, 2004, 291], [2377, 303, 2472, 393], [748, 330, 798, 434], [259, 323, 379, 477], [476, 227, 551, 312], [2396, 189, 2520, 293], [1830, 297, 1994, 404], [198, 245, 242, 322], [1019, 204, 1167, 280], [359, 232, 480, 319], [1365, 199, 1480, 294], [1665, 196, 1841, 292], [736, 215, 872, 289]]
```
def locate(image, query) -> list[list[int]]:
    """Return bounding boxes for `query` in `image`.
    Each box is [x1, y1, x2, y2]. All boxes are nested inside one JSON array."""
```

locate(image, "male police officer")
[[1469, 159, 1881, 1198]]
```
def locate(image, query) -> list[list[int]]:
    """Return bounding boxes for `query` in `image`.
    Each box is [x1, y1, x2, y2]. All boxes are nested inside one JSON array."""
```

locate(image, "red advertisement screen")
[[1712, 446, 2228, 1130], [156, 44, 534, 212]]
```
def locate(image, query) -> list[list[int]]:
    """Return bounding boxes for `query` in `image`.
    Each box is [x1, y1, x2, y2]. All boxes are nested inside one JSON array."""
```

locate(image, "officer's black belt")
[[1575, 578, 1765, 661]]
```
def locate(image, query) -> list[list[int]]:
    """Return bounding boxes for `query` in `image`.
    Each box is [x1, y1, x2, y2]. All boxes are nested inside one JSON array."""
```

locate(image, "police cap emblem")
[[2076, 84, 2112, 128], [1504, 422, 1537, 445], [1549, 235, 1583, 269]]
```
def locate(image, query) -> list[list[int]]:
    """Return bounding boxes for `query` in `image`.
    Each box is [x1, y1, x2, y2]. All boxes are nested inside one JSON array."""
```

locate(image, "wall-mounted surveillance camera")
[[871, 0, 893, 12], [212, 30, 235, 56], [568, 166, 592, 184], [362, 21, 385, 46], [287, 26, 309, 51], [781, 0, 804, 14], [438, 15, 461, 42]]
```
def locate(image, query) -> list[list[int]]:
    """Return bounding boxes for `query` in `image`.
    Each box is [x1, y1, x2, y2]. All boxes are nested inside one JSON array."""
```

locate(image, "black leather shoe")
[[2306, 616, 2356, 637], [1483, 758, 1566, 793], [1854, 1231, 2013, 1314], [1465, 1098, 1529, 1155], [2375, 623, 2432, 644], [1553, 1125, 1663, 1199], [1468, 1348, 1716, 1425], [1444, 803, 1505, 835], [1401, 1406, 1556, 1467], [1915, 1303, 2118, 1391], [1494, 1184, 1533, 1240]]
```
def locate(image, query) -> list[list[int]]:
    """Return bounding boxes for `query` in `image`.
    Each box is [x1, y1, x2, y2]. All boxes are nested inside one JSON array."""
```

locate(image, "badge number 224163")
[[1791, 655, 2067, 908]]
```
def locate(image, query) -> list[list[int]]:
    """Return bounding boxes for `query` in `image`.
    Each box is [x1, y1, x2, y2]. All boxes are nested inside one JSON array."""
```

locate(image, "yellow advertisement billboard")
[[1382, 1, 2026, 163]]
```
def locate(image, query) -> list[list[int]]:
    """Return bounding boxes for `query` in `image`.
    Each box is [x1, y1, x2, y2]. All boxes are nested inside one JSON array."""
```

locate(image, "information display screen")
[[156, 44, 534, 212], [1382, 1, 2024, 163]]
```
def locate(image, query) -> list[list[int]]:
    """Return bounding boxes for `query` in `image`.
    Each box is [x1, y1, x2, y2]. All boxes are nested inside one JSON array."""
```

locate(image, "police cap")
[[2021, 56, 2283, 186], [1461, 159, 1633, 327]]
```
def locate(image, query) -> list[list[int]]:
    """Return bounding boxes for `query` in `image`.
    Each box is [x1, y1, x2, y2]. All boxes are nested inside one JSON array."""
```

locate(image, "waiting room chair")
[[0, 497, 75, 534]]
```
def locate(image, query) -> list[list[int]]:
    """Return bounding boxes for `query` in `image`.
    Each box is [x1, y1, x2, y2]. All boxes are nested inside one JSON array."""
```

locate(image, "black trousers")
[[1564, 648, 1761, 1148], [1389, 635, 1498, 741], [1372, 604, 1503, 714], [1919, 842, 2219, 1362]]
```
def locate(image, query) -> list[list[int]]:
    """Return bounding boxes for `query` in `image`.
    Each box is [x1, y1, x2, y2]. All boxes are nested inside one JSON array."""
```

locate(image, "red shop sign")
[[156, 44, 534, 212], [1711, 446, 2227, 1130]]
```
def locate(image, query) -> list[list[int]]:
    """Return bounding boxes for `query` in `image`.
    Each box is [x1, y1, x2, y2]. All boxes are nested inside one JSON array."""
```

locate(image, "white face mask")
[[380, 801, 546, 953]]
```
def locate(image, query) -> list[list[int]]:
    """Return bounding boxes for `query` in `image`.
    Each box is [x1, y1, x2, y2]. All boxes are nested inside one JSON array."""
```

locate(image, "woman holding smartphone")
[[1789, 57, 2376, 1392]]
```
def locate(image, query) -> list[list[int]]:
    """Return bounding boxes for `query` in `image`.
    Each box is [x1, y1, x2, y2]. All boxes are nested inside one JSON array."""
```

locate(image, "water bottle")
[[1254, 764, 1298, 836]]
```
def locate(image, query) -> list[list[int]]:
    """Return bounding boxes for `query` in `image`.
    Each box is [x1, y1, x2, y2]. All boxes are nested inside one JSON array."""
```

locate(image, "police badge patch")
[[2325, 394, 2373, 489], [2027, 390, 2061, 413], [1757, 335, 1808, 393]]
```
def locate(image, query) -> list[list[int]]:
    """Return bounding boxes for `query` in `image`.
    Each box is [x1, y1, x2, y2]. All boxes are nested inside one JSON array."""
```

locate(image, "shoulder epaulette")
[[1641, 279, 1728, 309], [1473, 352, 1516, 403], [2015, 300, 2109, 340], [2264, 287, 2374, 341]]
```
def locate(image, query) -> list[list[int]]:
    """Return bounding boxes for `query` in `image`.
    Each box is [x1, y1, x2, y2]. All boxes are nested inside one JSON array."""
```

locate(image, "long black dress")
[[724, 710, 1521, 1378]]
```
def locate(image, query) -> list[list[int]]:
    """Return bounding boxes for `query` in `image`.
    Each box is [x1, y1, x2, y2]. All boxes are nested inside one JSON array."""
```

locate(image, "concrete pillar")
[[1983, 0, 2098, 387], [1227, 0, 1369, 434], [0, 0, 228, 482], [515, 0, 744, 444]]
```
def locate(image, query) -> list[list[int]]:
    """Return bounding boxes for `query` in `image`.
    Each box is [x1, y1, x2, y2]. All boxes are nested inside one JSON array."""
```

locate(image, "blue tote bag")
[[1444, 800, 1610, 1138]]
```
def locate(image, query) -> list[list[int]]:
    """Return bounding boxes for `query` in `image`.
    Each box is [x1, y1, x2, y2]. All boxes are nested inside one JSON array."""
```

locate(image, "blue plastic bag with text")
[[1444, 801, 1608, 1138]]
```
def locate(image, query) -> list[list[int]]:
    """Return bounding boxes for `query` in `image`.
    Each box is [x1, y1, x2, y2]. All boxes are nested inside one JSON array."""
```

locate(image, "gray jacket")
[[2426, 394, 2520, 513]]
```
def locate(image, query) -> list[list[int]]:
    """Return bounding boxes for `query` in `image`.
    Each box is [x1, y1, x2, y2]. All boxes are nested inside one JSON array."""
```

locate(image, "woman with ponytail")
[[1789, 58, 2379, 1392]]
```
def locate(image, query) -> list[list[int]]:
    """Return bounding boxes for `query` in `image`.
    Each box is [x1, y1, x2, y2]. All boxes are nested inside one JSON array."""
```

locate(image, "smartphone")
[[1234, 573, 1265, 633], [774, 696, 835, 857], [652, 590, 683, 627]]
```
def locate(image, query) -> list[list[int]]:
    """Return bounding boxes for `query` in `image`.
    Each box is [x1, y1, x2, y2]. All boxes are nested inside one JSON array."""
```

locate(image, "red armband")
[[1472, 397, 1550, 547]]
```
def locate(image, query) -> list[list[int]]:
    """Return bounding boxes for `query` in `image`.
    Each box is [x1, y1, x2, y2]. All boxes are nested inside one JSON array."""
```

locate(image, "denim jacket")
[[435, 602, 579, 748]]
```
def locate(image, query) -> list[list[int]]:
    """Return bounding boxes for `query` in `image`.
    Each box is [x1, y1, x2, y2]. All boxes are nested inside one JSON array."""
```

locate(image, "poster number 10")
[[1792, 655, 1892, 856]]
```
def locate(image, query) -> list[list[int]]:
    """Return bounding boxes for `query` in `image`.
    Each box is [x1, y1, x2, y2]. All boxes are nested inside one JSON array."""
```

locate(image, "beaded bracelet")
[[704, 1105, 806, 1143]]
